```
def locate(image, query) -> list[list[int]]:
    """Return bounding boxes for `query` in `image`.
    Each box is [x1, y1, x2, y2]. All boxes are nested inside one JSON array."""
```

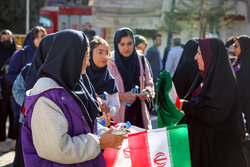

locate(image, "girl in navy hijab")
[[87, 36, 119, 117], [108, 27, 154, 129], [180, 38, 246, 167], [21, 30, 126, 167]]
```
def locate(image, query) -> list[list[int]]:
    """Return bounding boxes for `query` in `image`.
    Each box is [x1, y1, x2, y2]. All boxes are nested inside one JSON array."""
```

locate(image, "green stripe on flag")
[[166, 124, 191, 167], [157, 70, 184, 127]]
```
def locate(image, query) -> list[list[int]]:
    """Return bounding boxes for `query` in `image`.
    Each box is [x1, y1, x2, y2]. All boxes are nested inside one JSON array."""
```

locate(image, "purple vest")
[[21, 88, 106, 167]]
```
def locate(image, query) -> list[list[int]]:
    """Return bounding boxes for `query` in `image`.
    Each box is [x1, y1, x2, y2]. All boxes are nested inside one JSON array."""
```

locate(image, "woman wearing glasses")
[[233, 35, 250, 162], [86, 36, 120, 117]]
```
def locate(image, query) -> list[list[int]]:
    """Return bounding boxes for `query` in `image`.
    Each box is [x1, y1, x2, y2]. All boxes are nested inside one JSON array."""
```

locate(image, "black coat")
[[182, 38, 246, 167], [0, 36, 16, 106], [235, 35, 250, 98]]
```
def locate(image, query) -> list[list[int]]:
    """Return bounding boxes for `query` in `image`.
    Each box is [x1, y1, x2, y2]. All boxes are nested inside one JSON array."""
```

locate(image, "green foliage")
[[0, 0, 48, 34]]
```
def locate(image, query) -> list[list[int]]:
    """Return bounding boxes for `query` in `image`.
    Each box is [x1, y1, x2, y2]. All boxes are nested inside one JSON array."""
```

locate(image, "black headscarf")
[[25, 33, 56, 90], [235, 35, 250, 97], [172, 39, 199, 99], [38, 29, 99, 132], [114, 27, 140, 92], [174, 39, 198, 72], [185, 38, 243, 133], [0, 36, 16, 68], [86, 43, 118, 95], [81, 74, 98, 101]]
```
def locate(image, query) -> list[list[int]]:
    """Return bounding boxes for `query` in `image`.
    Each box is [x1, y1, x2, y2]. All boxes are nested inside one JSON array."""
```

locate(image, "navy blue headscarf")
[[22, 28, 37, 50], [38, 29, 99, 132], [25, 33, 56, 90], [86, 41, 118, 95], [114, 27, 140, 92]]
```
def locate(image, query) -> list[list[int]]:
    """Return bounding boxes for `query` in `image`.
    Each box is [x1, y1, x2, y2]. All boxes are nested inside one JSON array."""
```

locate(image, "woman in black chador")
[[233, 35, 250, 162], [181, 38, 247, 167], [172, 39, 199, 99]]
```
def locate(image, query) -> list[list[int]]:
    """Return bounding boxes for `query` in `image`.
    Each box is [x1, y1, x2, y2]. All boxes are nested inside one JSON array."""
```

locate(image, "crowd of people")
[[0, 26, 249, 167]]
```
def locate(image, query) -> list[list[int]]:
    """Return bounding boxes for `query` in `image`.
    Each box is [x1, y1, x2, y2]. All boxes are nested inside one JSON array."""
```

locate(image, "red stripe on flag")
[[128, 131, 152, 167], [103, 148, 119, 167], [22, 106, 26, 117], [175, 96, 181, 109]]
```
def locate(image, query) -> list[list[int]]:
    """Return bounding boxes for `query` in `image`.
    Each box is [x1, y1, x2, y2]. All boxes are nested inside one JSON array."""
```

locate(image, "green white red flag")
[[104, 125, 191, 167], [157, 70, 184, 127]]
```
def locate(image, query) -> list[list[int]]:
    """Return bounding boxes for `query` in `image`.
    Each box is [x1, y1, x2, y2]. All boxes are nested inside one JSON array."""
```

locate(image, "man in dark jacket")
[[83, 22, 96, 41], [146, 34, 162, 86]]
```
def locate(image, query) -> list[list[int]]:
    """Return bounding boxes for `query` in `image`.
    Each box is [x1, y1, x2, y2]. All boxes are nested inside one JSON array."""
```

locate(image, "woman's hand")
[[100, 103, 110, 114], [179, 99, 186, 114], [99, 127, 128, 149], [139, 89, 150, 101], [99, 112, 111, 127], [119, 92, 137, 104]]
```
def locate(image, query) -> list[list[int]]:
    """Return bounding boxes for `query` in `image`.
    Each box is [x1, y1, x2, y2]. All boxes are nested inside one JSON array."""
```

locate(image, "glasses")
[[233, 43, 239, 48], [94, 50, 111, 58]]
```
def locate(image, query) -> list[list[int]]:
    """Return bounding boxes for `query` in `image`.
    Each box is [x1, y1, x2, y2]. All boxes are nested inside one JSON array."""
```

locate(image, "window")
[[39, 15, 52, 28]]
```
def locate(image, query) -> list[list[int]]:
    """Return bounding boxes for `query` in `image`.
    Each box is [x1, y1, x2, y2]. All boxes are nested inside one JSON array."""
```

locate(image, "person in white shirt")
[[86, 36, 120, 117], [165, 37, 184, 77]]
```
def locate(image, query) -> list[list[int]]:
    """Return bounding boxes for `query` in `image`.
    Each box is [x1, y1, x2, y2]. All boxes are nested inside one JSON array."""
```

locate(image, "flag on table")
[[128, 124, 191, 167], [156, 70, 184, 127], [103, 126, 145, 167]]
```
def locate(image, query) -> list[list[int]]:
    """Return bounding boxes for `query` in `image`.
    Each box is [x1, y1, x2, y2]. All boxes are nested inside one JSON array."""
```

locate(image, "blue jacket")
[[7, 45, 35, 84], [12, 64, 31, 123]]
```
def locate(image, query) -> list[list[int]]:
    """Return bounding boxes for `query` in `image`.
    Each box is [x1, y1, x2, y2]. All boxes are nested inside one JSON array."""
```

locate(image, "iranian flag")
[[157, 70, 184, 127], [168, 80, 181, 109], [103, 126, 144, 167], [128, 125, 191, 167], [104, 125, 191, 167]]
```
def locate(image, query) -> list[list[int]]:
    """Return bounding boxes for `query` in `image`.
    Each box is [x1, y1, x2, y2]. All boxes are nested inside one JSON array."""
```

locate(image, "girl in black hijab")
[[86, 36, 119, 117], [107, 27, 154, 129], [21, 30, 126, 166], [233, 35, 250, 161], [181, 38, 246, 167], [172, 39, 199, 99]]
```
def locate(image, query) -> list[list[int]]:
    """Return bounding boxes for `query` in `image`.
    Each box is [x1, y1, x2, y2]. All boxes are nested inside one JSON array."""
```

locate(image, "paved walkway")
[[0, 151, 14, 167]]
